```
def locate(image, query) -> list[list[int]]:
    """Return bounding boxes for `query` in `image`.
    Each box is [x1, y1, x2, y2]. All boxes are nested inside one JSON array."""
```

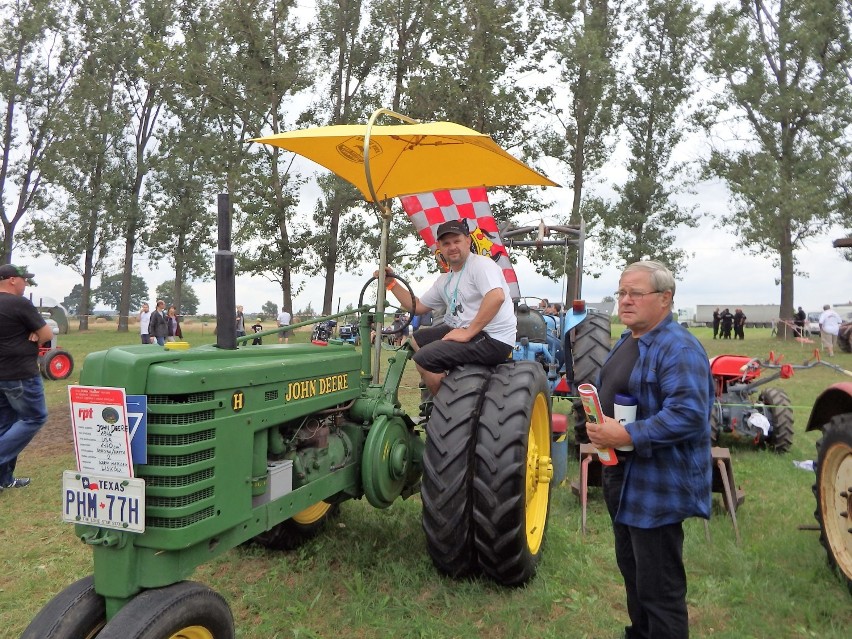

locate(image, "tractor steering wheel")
[[358, 274, 416, 335]]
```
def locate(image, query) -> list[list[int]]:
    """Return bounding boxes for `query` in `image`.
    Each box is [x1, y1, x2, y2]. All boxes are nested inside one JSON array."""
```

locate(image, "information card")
[[68, 385, 134, 478]]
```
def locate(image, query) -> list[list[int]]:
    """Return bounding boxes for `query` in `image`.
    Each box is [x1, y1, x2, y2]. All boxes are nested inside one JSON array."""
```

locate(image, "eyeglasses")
[[616, 290, 663, 301]]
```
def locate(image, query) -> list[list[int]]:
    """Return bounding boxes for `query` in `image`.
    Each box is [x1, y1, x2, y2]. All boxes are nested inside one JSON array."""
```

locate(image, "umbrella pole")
[[372, 206, 393, 383]]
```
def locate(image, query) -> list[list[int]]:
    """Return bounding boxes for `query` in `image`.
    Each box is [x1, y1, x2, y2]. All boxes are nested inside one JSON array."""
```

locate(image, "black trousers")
[[603, 464, 689, 639]]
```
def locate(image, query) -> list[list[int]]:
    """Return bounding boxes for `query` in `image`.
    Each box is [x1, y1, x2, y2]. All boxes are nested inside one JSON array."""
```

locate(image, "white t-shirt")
[[819, 309, 842, 335], [419, 253, 516, 346], [139, 310, 151, 334], [277, 311, 291, 327]]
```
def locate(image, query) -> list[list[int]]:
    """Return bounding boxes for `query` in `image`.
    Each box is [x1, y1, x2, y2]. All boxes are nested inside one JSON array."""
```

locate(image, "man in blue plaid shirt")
[[587, 260, 713, 639]]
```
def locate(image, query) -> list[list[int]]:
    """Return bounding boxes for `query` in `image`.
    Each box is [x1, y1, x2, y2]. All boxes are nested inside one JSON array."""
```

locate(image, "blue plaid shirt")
[[601, 314, 714, 528]]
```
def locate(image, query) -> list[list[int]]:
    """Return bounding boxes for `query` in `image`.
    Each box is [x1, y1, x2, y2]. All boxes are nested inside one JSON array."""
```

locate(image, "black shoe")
[[2, 477, 31, 489]]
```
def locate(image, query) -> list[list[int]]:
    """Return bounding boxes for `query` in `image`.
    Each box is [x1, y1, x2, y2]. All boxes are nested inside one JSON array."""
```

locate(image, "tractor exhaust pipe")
[[215, 193, 237, 350]]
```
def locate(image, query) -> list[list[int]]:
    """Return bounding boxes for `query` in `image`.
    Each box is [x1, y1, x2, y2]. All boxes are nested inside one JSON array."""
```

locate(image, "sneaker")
[[2, 477, 31, 489]]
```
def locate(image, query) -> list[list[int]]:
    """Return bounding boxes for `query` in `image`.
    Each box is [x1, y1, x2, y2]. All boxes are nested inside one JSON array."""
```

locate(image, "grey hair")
[[622, 260, 676, 301]]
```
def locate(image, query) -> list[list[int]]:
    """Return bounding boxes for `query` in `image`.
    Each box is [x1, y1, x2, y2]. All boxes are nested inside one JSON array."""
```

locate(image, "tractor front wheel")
[[759, 387, 794, 453], [20, 576, 105, 639], [473, 361, 552, 586], [813, 412, 852, 594], [42, 349, 74, 381], [96, 581, 234, 639], [421, 365, 491, 578], [252, 501, 340, 550]]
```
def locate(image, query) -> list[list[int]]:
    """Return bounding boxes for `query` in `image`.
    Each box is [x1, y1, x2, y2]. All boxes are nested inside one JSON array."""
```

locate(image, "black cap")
[[436, 219, 470, 239], [0, 264, 34, 281]]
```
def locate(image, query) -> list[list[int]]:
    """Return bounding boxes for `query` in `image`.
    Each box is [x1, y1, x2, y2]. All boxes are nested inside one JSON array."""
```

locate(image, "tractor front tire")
[[20, 576, 105, 639], [473, 361, 552, 586], [253, 501, 340, 551], [96, 581, 234, 639], [421, 365, 491, 578], [813, 413, 852, 594], [759, 387, 794, 453], [42, 349, 74, 381]]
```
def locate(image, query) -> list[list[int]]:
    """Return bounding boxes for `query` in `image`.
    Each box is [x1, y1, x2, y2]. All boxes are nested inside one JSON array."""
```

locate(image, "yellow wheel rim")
[[524, 392, 552, 554], [292, 500, 333, 525], [167, 627, 214, 639]]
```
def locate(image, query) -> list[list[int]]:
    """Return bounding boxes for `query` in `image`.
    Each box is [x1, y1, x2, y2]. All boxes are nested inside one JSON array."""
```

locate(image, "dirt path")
[[28, 410, 75, 459]]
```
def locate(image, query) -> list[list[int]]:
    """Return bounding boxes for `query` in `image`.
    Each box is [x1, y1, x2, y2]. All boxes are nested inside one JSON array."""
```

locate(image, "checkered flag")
[[399, 188, 521, 301]]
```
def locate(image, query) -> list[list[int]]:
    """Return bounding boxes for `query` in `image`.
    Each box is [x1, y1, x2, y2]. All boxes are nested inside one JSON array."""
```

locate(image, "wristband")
[[386, 279, 396, 291]]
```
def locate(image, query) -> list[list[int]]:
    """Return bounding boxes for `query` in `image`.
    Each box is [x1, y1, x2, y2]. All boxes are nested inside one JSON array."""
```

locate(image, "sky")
[[20, 162, 851, 322]]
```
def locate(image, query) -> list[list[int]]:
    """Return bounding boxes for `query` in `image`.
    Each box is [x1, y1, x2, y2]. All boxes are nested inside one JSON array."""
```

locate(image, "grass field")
[[1, 321, 851, 638]]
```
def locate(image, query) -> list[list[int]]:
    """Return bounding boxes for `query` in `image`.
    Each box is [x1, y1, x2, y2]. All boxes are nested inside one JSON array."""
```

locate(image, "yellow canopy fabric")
[[253, 121, 558, 202]]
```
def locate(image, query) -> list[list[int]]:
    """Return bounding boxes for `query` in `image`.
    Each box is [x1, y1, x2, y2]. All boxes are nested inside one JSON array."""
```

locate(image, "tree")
[[536, 0, 621, 297], [598, 0, 703, 274], [702, 0, 852, 324], [21, 0, 131, 331], [0, 0, 80, 263], [94, 273, 148, 311], [154, 279, 199, 315], [262, 300, 278, 316], [63, 284, 83, 315]]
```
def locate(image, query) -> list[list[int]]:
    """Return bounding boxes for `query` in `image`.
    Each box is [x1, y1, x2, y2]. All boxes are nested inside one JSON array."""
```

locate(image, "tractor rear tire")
[[42, 349, 74, 381], [709, 402, 722, 446], [572, 311, 612, 387], [812, 412, 852, 594], [252, 501, 340, 551], [838, 325, 852, 353], [759, 387, 794, 453], [571, 311, 612, 443], [472, 361, 552, 586], [20, 575, 105, 639], [421, 365, 491, 578], [96, 581, 234, 639]]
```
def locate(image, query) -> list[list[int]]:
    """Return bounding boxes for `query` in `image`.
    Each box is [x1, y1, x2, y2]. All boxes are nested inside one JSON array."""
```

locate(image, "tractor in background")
[[709, 354, 795, 453], [37, 314, 74, 381], [804, 235, 852, 595]]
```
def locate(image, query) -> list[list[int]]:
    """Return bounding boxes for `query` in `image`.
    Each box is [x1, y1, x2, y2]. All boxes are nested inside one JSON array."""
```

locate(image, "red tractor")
[[709, 354, 795, 453], [37, 315, 74, 381]]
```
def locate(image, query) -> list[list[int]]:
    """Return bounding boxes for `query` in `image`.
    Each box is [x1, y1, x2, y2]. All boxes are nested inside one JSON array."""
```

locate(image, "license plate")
[[62, 471, 145, 533]]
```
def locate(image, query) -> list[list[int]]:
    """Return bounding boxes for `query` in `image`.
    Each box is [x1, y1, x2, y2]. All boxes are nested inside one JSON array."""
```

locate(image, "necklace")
[[443, 260, 467, 316]]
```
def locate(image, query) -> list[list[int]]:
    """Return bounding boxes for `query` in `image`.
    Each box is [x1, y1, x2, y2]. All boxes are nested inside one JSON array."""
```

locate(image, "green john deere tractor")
[[23, 112, 560, 638]]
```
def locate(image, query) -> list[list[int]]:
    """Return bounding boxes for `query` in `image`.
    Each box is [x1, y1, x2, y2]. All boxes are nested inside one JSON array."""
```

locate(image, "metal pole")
[[215, 193, 237, 350]]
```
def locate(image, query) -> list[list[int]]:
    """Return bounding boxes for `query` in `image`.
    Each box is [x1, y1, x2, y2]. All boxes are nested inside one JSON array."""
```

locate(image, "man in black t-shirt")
[[0, 265, 53, 490]]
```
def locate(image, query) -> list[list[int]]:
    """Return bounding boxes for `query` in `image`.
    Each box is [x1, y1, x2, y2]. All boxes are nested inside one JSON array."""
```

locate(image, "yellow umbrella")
[[253, 116, 558, 202]]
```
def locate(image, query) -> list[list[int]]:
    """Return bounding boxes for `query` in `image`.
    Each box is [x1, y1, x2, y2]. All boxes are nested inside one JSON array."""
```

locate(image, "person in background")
[[794, 306, 807, 337], [733, 308, 746, 340], [149, 299, 168, 346], [277, 308, 292, 344], [166, 305, 182, 342], [818, 304, 842, 356], [251, 318, 264, 345], [712, 308, 720, 339], [720, 308, 734, 339], [236, 305, 246, 338], [586, 260, 713, 639], [139, 302, 151, 345], [0, 265, 53, 491]]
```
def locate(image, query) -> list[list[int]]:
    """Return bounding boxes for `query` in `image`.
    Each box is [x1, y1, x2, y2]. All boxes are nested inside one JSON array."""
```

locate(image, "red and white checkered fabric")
[[399, 187, 521, 301]]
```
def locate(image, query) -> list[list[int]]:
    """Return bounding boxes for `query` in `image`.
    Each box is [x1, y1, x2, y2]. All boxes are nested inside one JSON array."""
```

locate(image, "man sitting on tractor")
[[384, 219, 517, 395]]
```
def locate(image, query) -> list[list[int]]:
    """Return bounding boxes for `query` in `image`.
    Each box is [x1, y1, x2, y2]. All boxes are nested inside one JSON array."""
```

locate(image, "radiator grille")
[[147, 392, 215, 405], [265, 390, 279, 401], [139, 468, 214, 488], [148, 506, 215, 529], [148, 410, 214, 425], [148, 429, 215, 447], [147, 487, 214, 508], [147, 449, 214, 467]]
